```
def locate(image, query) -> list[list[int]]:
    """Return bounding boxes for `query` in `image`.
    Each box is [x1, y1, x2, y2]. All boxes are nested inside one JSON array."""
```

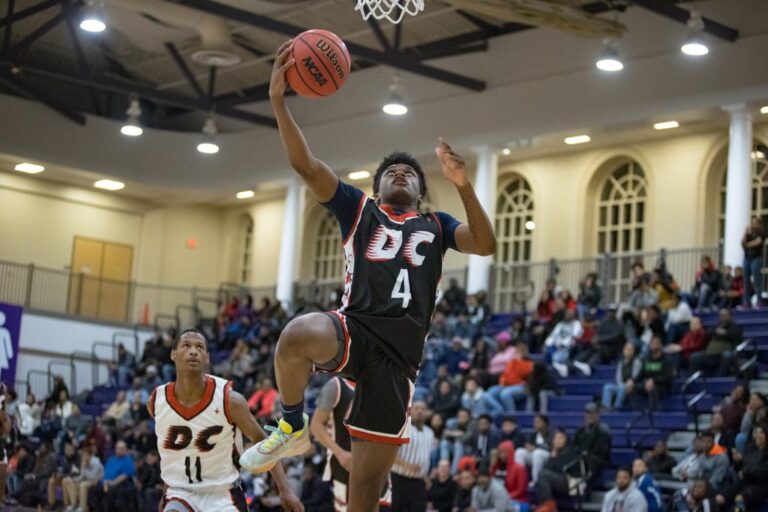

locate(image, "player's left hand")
[[435, 137, 468, 187], [280, 489, 305, 512]]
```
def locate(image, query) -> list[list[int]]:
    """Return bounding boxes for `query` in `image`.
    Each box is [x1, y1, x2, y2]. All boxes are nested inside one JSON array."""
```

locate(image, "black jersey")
[[324, 182, 460, 377], [326, 377, 355, 484]]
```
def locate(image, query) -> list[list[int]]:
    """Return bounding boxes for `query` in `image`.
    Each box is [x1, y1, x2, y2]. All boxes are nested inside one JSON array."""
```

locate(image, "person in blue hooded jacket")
[[633, 458, 663, 512]]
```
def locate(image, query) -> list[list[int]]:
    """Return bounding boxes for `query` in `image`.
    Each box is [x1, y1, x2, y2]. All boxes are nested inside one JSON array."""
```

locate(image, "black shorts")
[[317, 311, 414, 445]]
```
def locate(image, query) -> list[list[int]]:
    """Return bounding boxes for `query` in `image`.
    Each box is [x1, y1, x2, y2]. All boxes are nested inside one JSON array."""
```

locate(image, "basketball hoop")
[[355, 0, 425, 24]]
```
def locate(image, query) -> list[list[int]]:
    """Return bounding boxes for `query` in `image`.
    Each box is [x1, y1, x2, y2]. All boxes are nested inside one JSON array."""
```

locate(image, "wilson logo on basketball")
[[302, 56, 328, 86], [316, 39, 346, 80]]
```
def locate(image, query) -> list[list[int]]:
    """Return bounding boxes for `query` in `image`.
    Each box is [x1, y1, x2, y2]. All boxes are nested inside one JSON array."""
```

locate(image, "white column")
[[276, 177, 302, 309], [722, 104, 753, 268], [466, 145, 498, 294]]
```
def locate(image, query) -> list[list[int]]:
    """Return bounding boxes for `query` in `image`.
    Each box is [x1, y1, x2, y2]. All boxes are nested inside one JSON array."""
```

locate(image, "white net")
[[355, 0, 425, 24]]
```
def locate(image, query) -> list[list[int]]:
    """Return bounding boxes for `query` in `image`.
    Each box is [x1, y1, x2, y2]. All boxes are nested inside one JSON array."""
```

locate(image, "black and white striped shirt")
[[391, 424, 434, 479]]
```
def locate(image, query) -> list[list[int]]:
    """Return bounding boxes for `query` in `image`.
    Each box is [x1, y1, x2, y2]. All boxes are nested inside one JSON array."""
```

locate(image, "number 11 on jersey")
[[391, 268, 412, 308]]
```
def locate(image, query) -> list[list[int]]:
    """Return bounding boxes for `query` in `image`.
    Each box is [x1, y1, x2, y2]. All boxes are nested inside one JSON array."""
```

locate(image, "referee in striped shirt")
[[391, 401, 434, 511]]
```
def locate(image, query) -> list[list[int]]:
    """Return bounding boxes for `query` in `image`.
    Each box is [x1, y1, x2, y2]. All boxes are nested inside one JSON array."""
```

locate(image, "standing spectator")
[[461, 377, 503, 419], [514, 414, 552, 483], [471, 464, 509, 512], [544, 309, 584, 377], [638, 336, 674, 409], [577, 273, 602, 321], [109, 343, 136, 388], [533, 429, 582, 512], [601, 342, 642, 411], [600, 467, 648, 512], [666, 294, 693, 344], [692, 256, 721, 310], [391, 401, 433, 512], [587, 306, 625, 365], [62, 447, 103, 512], [426, 459, 458, 512], [644, 440, 677, 478], [247, 376, 279, 420], [490, 440, 528, 504], [574, 403, 612, 476], [87, 440, 135, 512], [443, 278, 467, 316], [487, 342, 532, 412], [453, 470, 475, 512], [633, 458, 663, 512], [741, 216, 765, 308], [462, 414, 501, 462], [135, 450, 163, 512], [689, 309, 743, 376], [715, 424, 768, 511]]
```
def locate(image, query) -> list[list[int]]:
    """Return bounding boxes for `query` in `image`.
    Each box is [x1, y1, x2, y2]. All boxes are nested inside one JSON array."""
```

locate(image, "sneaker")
[[573, 360, 592, 376], [239, 414, 310, 473], [553, 362, 568, 378]]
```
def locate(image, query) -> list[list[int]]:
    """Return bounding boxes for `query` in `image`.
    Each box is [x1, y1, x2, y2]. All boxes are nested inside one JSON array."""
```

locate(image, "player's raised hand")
[[270, 39, 295, 100], [280, 488, 305, 512], [435, 137, 469, 187]]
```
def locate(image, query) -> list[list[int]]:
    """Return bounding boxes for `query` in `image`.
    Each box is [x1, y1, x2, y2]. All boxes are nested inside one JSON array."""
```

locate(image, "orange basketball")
[[286, 29, 351, 99]]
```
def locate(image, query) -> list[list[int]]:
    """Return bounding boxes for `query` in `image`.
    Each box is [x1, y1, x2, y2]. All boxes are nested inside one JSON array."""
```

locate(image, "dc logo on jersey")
[[364, 227, 435, 267]]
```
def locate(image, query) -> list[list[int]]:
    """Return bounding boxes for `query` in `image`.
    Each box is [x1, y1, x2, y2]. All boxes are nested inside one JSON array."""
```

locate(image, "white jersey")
[[151, 374, 243, 491]]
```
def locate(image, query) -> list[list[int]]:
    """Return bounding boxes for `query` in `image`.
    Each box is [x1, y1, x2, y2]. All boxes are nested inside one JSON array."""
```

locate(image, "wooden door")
[[99, 243, 133, 322], [68, 237, 104, 317]]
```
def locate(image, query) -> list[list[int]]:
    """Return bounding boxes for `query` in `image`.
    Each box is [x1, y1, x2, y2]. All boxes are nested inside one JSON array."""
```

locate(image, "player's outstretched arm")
[[435, 137, 497, 256], [270, 39, 338, 203], [228, 390, 305, 512]]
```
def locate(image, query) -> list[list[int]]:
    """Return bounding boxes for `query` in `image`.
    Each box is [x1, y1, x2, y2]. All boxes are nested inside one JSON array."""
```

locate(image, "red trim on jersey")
[[165, 376, 215, 421], [378, 204, 420, 222], [327, 311, 352, 373], [223, 380, 234, 425], [346, 425, 410, 445], [165, 497, 195, 512], [342, 194, 367, 246], [147, 389, 157, 418], [431, 212, 443, 240]]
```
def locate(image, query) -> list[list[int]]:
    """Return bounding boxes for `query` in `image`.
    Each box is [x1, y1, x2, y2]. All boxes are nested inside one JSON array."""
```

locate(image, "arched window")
[[313, 210, 344, 282], [596, 160, 647, 254], [718, 150, 768, 242], [240, 216, 254, 284]]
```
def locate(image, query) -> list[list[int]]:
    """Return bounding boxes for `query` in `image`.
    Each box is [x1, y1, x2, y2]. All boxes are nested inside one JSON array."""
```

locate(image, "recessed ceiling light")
[[14, 162, 45, 174], [348, 170, 370, 180], [564, 134, 591, 145], [502, 148, 511, 156], [94, 179, 124, 191], [236, 190, 255, 199], [525, 220, 535, 230], [654, 121, 680, 130], [761, 106, 768, 115]]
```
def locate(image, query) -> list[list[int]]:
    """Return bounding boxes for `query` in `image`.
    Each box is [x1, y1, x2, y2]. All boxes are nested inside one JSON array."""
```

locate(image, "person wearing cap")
[[574, 402, 611, 476], [600, 467, 648, 512]]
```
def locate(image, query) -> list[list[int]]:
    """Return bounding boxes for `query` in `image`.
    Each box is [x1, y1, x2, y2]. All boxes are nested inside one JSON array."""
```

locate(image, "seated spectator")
[[468, 336, 494, 386], [709, 412, 734, 453], [487, 341, 532, 412], [533, 429, 582, 512], [87, 440, 135, 512], [17, 393, 42, 436], [575, 402, 612, 475], [717, 265, 744, 309], [103, 391, 130, 425], [128, 391, 150, 425], [673, 478, 719, 512], [720, 384, 748, 437], [429, 311, 452, 340], [672, 433, 729, 493], [665, 316, 706, 369], [652, 269, 678, 312], [47, 442, 79, 509], [716, 424, 768, 511], [125, 377, 149, 405], [471, 464, 509, 512], [690, 308, 743, 377], [536, 288, 557, 324], [692, 255, 721, 310], [736, 392, 767, 453], [544, 308, 584, 377], [443, 278, 468, 316], [627, 276, 659, 317], [499, 416, 525, 449], [633, 458, 662, 512], [439, 337, 470, 376], [559, 289, 577, 311], [636, 306, 666, 355], [644, 440, 677, 477], [462, 414, 501, 462], [486, 332, 516, 381], [427, 459, 458, 512], [576, 272, 602, 321], [135, 450, 163, 512], [638, 336, 674, 409], [13, 440, 56, 507], [7, 443, 36, 501], [600, 467, 648, 512], [299, 463, 332, 512], [441, 409, 472, 473], [491, 440, 528, 504], [109, 343, 136, 388], [430, 379, 462, 419], [526, 362, 559, 413], [247, 376, 279, 420], [601, 342, 642, 411], [461, 376, 503, 419], [586, 305, 625, 365], [514, 414, 552, 483], [53, 389, 74, 422], [62, 446, 103, 512], [666, 294, 693, 344], [452, 469, 475, 512], [467, 292, 492, 334]]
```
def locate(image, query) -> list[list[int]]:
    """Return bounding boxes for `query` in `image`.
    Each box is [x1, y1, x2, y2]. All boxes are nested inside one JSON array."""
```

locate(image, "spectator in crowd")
[[537, 281, 558, 324], [47, 442, 79, 509], [665, 316, 706, 369], [471, 463, 509, 512], [544, 308, 585, 377], [526, 362, 559, 413], [645, 440, 677, 478], [587, 305, 625, 365], [559, 289, 577, 311], [736, 392, 767, 453], [426, 459, 458, 512], [462, 414, 501, 462], [109, 343, 136, 388], [128, 391, 150, 425], [577, 273, 602, 321], [62, 446, 103, 512], [666, 294, 693, 344], [17, 393, 42, 436], [452, 470, 475, 512], [430, 379, 462, 420], [533, 429, 582, 512], [439, 337, 470, 375], [299, 463, 333, 512], [461, 376, 503, 419], [468, 337, 494, 386], [630, 262, 651, 291], [652, 269, 678, 312], [429, 311, 452, 340], [638, 335, 674, 409], [7, 443, 35, 501], [574, 403, 612, 476], [514, 414, 552, 483], [636, 306, 666, 355], [467, 292, 492, 335], [441, 408, 472, 473], [490, 440, 528, 504], [601, 342, 642, 411], [600, 467, 647, 512], [673, 433, 729, 492], [690, 308, 743, 376], [125, 377, 149, 405], [716, 424, 768, 511], [500, 416, 525, 449], [487, 341, 532, 412], [487, 331, 516, 382], [391, 401, 433, 511], [87, 440, 135, 512], [709, 412, 734, 453], [627, 276, 659, 314], [54, 389, 74, 422], [675, 478, 720, 512], [692, 256, 721, 310], [716, 265, 744, 309], [46, 376, 70, 410], [248, 376, 279, 420], [135, 450, 163, 512], [13, 440, 56, 507], [741, 216, 765, 308], [720, 384, 748, 437], [216, 339, 254, 392], [443, 278, 468, 316], [633, 458, 662, 512], [102, 391, 130, 425]]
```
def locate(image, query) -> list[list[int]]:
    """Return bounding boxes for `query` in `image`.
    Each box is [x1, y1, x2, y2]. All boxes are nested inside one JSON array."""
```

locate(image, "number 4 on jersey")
[[391, 269, 412, 308]]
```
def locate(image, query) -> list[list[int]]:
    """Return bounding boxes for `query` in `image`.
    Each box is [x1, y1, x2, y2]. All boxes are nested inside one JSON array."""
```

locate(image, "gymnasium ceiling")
[[0, 0, 767, 204]]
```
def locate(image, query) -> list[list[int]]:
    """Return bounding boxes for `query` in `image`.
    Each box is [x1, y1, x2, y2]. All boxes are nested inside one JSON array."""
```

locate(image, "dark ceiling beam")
[[165, 42, 205, 99], [2, 0, 15, 52], [206, 66, 216, 105], [456, 10, 497, 33], [232, 37, 267, 58], [366, 17, 391, 51], [393, 20, 402, 51], [0, 0, 60, 29], [0, 67, 85, 124], [628, 0, 738, 42], [61, 0, 100, 115], [165, 0, 485, 92], [0, 58, 277, 127], [10, 4, 68, 56]]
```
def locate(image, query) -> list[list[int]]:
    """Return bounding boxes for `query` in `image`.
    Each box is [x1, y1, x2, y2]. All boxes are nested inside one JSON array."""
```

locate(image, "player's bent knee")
[[277, 313, 338, 361]]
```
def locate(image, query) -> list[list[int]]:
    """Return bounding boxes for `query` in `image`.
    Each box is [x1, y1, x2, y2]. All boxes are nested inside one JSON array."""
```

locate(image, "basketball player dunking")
[[239, 40, 496, 511], [149, 330, 303, 512]]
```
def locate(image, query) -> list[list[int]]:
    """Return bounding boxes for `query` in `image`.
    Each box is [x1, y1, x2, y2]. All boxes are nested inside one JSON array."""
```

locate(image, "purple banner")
[[0, 302, 22, 387]]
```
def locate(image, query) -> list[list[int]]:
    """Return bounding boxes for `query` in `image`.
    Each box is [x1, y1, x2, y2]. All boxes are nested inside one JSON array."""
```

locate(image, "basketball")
[[286, 29, 351, 99]]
